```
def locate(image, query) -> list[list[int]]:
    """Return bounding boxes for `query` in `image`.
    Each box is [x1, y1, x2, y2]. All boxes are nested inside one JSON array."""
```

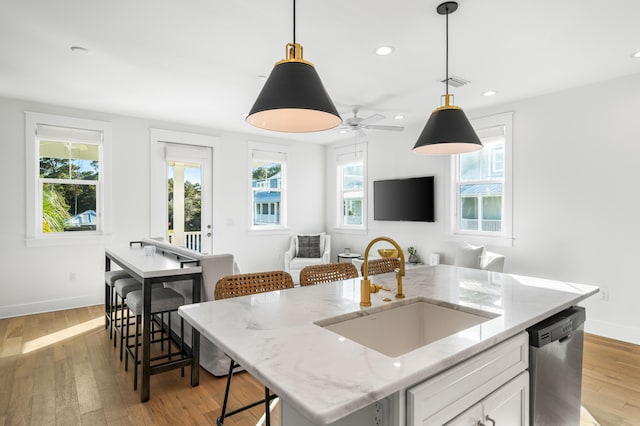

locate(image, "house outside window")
[[341, 163, 364, 225], [249, 144, 287, 230], [451, 112, 512, 245], [335, 142, 367, 231], [40, 138, 100, 232], [25, 112, 112, 243]]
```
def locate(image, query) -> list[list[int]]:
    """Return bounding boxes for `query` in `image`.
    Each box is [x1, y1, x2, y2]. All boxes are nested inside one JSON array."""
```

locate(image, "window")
[[249, 144, 287, 230], [25, 112, 112, 243], [335, 143, 367, 231], [450, 112, 512, 245], [341, 163, 364, 225]]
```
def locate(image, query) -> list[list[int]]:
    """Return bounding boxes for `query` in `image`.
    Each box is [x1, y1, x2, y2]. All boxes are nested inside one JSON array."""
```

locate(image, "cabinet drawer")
[[407, 332, 528, 425]]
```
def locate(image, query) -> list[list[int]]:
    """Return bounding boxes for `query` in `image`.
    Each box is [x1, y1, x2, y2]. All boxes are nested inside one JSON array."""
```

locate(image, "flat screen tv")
[[373, 176, 435, 222]]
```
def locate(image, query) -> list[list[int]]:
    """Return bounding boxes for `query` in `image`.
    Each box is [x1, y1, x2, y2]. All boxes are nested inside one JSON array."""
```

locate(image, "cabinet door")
[[446, 403, 483, 426], [482, 371, 529, 426], [407, 332, 528, 425]]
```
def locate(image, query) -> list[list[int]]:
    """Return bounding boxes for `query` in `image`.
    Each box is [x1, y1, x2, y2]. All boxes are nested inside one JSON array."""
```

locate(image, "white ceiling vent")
[[440, 75, 471, 88]]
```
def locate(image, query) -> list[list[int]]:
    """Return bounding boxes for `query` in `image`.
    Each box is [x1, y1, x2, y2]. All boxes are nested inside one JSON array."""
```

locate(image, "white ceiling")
[[2, 0, 639, 144]]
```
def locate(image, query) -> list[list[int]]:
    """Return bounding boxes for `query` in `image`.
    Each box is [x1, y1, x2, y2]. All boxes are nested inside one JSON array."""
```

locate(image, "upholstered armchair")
[[284, 233, 331, 284]]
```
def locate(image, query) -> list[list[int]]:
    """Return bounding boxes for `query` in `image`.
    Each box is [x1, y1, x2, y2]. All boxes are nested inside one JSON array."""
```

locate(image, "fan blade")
[[358, 113, 385, 125], [362, 124, 405, 132]]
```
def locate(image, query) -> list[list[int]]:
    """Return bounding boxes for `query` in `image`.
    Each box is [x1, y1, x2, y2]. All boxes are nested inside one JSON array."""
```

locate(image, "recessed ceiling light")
[[375, 45, 394, 56], [632, 51, 640, 58], [339, 129, 349, 134], [482, 90, 498, 97], [70, 46, 89, 54], [394, 115, 405, 120]]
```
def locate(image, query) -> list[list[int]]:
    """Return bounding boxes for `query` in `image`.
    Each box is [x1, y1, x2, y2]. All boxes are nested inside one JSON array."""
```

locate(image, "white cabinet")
[[407, 332, 529, 426], [449, 372, 529, 426]]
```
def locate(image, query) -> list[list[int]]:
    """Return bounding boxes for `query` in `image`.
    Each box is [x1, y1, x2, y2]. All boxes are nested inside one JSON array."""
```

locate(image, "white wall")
[[326, 72, 640, 345], [0, 97, 325, 318], [3, 71, 639, 344]]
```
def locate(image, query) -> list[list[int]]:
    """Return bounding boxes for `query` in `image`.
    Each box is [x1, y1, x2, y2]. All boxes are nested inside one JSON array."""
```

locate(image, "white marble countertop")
[[106, 244, 202, 279], [179, 265, 598, 425]]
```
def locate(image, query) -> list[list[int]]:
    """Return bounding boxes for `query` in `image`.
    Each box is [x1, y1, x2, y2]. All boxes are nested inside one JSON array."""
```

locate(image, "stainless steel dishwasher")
[[527, 306, 586, 426]]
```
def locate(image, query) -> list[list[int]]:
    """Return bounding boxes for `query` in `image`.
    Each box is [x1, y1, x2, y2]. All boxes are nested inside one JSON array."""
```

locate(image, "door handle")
[[485, 415, 496, 426]]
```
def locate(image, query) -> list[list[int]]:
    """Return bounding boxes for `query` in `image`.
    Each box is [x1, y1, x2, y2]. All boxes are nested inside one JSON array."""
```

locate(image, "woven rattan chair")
[[214, 270, 294, 425], [362, 257, 401, 276], [299, 262, 359, 286], [214, 270, 294, 300]]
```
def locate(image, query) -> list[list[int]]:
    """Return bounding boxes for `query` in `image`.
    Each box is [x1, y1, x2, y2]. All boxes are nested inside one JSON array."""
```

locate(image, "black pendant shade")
[[413, 1, 482, 155], [246, 50, 341, 132], [413, 99, 483, 155]]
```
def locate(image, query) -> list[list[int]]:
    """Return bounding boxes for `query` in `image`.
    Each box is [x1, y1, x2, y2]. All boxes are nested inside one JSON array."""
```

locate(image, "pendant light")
[[413, 1, 482, 155], [246, 0, 341, 133]]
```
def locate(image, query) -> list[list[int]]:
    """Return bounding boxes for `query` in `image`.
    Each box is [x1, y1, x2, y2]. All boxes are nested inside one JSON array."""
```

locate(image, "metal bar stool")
[[124, 287, 185, 390], [214, 270, 294, 426], [105, 270, 131, 339], [113, 277, 142, 357]]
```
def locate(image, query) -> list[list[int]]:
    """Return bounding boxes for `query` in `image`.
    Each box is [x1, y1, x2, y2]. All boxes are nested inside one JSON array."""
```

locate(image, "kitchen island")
[[178, 265, 598, 425]]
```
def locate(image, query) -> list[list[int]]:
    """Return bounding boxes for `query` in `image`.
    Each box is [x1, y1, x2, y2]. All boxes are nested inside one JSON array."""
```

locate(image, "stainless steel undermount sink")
[[316, 299, 499, 357]]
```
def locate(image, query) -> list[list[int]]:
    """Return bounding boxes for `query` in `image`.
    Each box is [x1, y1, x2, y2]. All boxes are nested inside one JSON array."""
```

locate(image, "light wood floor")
[[582, 333, 640, 425], [0, 305, 638, 426]]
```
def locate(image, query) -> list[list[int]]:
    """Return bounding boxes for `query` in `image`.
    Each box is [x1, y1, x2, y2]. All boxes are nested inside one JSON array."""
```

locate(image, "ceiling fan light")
[[413, 106, 483, 155], [247, 43, 341, 133]]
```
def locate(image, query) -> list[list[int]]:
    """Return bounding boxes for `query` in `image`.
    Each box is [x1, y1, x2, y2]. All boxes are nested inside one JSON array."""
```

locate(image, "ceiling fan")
[[339, 106, 404, 137]]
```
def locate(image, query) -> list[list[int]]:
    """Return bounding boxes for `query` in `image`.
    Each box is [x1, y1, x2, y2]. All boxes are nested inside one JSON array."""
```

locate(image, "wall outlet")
[[373, 401, 384, 426], [599, 289, 609, 302], [373, 398, 391, 426]]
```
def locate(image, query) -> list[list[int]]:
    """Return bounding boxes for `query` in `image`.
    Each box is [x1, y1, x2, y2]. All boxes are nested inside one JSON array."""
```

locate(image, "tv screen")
[[374, 176, 435, 222]]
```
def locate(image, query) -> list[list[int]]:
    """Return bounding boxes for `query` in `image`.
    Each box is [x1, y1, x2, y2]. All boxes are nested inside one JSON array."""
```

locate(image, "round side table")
[[337, 253, 361, 263]]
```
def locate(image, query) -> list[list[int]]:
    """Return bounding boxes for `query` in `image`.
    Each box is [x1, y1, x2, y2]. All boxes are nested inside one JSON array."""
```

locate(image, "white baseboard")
[[0, 295, 102, 319], [585, 319, 640, 345]]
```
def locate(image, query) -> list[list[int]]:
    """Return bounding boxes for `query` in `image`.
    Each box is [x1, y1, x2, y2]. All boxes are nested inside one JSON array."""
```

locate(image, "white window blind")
[[36, 123, 103, 144]]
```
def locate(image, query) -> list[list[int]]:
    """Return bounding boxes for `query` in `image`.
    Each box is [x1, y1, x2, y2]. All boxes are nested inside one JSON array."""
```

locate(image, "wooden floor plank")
[[80, 408, 108, 426], [1, 305, 639, 426], [30, 391, 56, 425], [0, 355, 16, 416]]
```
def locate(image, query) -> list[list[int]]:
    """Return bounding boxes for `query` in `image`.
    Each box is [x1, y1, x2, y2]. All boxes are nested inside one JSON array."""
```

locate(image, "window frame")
[[248, 142, 289, 233], [334, 142, 367, 233], [449, 112, 513, 247], [25, 112, 112, 246]]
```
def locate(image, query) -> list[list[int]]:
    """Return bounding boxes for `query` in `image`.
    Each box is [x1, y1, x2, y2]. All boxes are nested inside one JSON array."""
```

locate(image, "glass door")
[[167, 160, 208, 252], [151, 136, 213, 254]]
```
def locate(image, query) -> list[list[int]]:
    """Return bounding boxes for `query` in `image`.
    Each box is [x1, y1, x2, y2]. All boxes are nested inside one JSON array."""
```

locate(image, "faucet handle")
[[370, 284, 391, 293]]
